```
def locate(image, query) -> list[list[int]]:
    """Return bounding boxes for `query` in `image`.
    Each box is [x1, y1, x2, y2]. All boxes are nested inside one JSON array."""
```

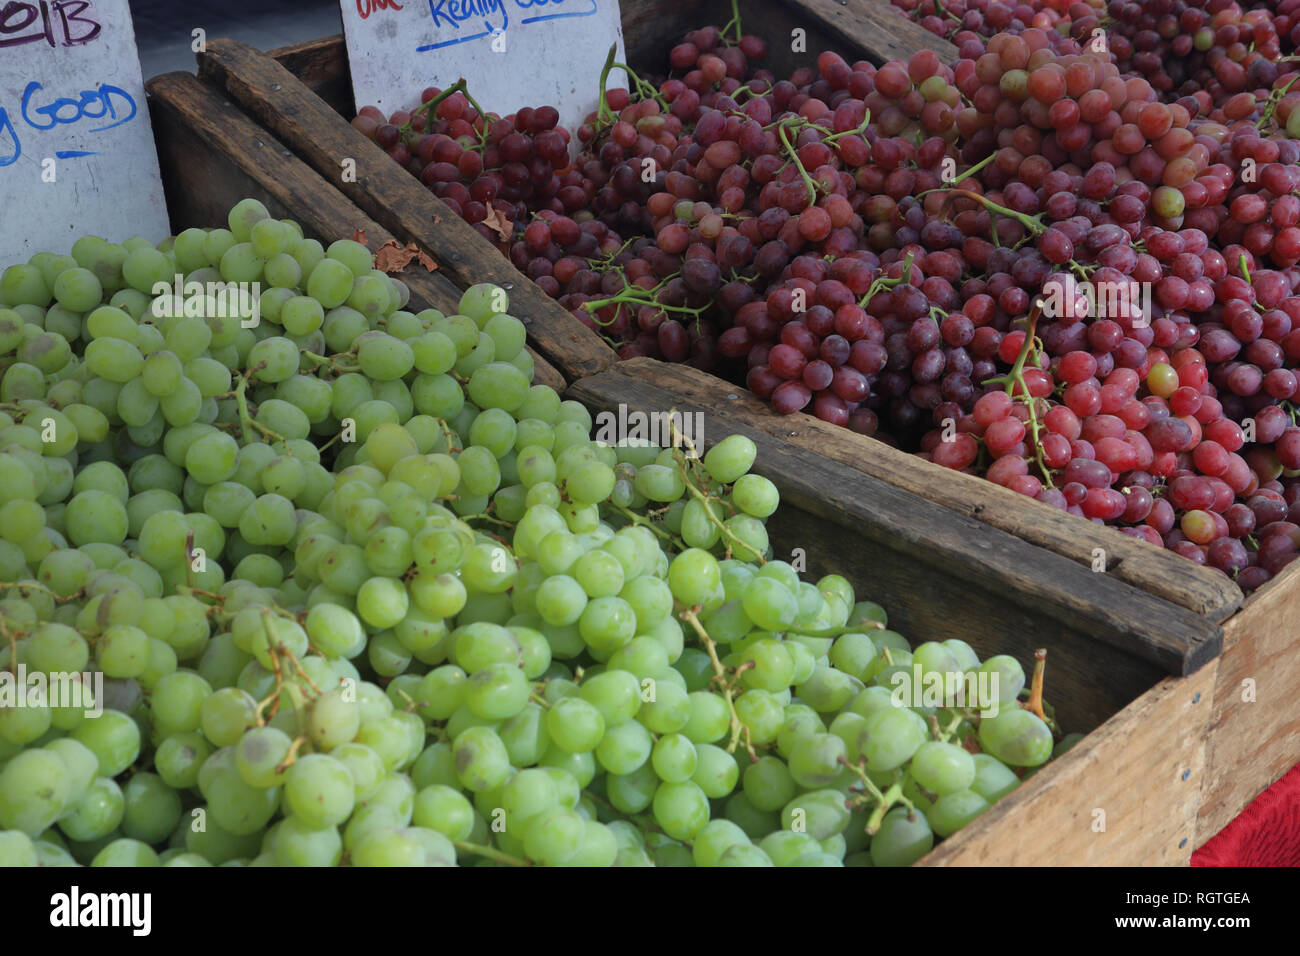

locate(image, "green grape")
[[858, 707, 927, 772], [155, 732, 212, 789], [703, 434, 756, 483], [652, 780, 710, 842], [459, 283, 508, 325], [284, 754, 355, 828], [199, 686, 259, 748], [235, 726, 294, 788], [651, 733, 698, 784], [331, 743, 386, 802], [0, 748, 70, 834], [272, 815, 343, 867], [150, 671, 212, 733], [871, 807, 934, 866], [523, 807, 585, 865], [692, 819, 750, 867], [307, 258, 355, 309], [545, 697, 605, 753], [52, 266, 103, 312], [910, 741, 975, 796], [453, 726, 511, 792], [970, 753, 1020, 803], [978, 709, 1052, 767], [91, 838, 161, 868], [228, 198, 271, 241], [926, 789, 991, 838], [121, 773, 181, 845], [731, 474, 779, 518], [786, 733, 847, 788], [594, 718, 653, 775], [0, 831, 37, 867], [412, 785, 474, 842], [464, 662, 531, 720], [743, 755, 797, 812]]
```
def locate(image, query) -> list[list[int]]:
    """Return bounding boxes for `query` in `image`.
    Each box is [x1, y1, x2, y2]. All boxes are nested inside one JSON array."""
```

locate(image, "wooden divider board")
[[145, 70, 563, 393], [780, 0, 960, 65], [589, 360, 1242, 627], [195, 38, 617, 385], [568, 359, 1223, 683]]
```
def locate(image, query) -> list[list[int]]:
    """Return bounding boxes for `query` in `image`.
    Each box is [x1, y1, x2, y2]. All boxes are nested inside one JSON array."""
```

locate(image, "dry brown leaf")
[[373, 239, 439, 274], [351, 228, 367, 245], [482, 205, 514, 244]]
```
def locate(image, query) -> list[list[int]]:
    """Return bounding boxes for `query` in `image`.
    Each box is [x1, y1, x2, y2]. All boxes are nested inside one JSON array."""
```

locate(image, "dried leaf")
[[351, 228, 367, 245], [482, 205, 514, 244], [373, 239, 440, 274]]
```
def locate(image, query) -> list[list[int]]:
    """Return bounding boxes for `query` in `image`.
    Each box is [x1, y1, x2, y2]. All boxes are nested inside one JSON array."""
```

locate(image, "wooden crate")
[[570, 361, 1218, 866]]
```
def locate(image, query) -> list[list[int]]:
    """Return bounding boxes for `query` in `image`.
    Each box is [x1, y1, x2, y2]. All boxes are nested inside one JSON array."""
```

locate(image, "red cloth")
[[1192, 762, 1300, 867]]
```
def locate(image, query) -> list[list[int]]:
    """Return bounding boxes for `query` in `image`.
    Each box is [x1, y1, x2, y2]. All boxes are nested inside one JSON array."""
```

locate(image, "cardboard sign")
[[0, 0, 169, 259], [341, 0, 627, 137]]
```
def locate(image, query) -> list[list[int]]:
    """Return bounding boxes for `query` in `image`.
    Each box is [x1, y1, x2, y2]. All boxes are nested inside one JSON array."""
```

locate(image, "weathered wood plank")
[[1196, 557, 1300, 846], [266, 34, 353, 116], [147, 71, 560, 390], [609, 360, 1243, 623], [923, 668, 1216, 866], [569, 359, 1224, 682], [781, 0, 961, 65], [197, 39, 617, 384]]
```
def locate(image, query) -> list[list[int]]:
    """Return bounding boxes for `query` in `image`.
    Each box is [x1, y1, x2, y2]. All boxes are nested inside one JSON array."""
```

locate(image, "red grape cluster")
[[351, 91, 576, 246]]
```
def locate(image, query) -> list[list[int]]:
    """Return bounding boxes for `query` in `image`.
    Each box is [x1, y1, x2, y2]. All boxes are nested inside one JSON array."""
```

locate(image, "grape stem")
[[820, 108, 872, 146], [609, 501, 685, 549], [776, 120, 821, 206], [680, 607, 758, 762], [1257, 73, 1300, 130], [839, 757, 915, 835], [926, 185, 1047, 239], [857, 251, 915, 309], [232, 365, 262, 445], [721, 0, 743, 43], [945, 150, 996, 187], [933, 0, 962, 23], [615, 62, 669, 110], [1020, 648, 1048, 722], [301, 351, 362, 375], [595, 43, 619, 128], [454, 841, 532, 866], [403, 79, 467, 132], [982, 300, 1056, 489], [275, 735, 307, 773]]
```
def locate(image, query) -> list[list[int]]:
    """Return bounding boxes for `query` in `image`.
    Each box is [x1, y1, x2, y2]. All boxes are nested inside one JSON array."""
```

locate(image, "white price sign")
[[342, 0, 627, 135], [0, 0, 169, 259]]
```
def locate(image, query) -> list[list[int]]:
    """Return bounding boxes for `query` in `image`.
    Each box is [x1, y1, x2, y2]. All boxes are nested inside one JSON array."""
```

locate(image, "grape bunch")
[[0, 201, 1070, 867]]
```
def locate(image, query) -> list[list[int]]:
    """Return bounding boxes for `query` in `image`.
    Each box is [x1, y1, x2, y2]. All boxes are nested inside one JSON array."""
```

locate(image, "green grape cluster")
[[0, 200, 1068, 869]]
